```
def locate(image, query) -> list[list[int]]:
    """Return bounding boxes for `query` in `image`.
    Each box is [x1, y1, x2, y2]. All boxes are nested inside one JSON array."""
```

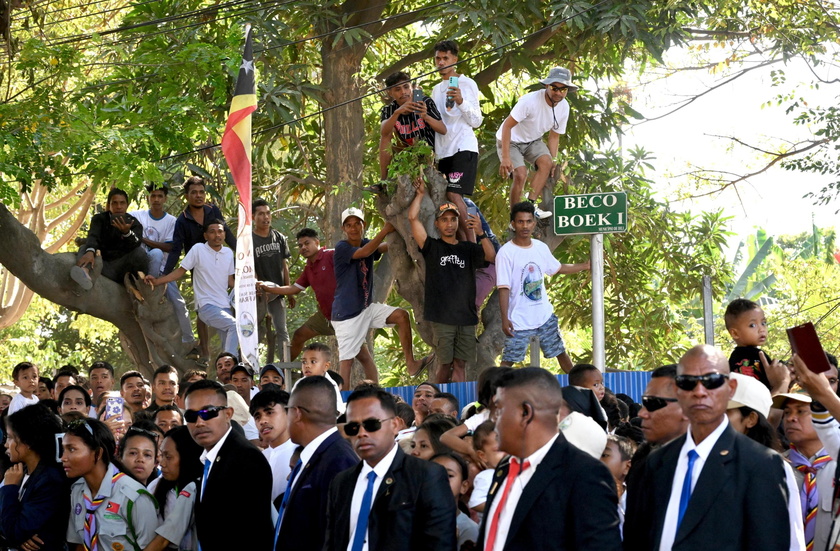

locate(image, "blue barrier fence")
[[342, 370, 653, 408]]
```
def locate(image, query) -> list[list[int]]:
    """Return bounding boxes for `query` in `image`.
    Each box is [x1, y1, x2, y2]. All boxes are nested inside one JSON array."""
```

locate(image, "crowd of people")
[[6, 37, 830, 551], [0, 295, 839, 550]]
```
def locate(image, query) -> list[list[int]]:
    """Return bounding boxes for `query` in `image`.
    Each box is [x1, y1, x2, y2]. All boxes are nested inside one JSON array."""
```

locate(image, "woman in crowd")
[[146, 425, 204, 551], [59, 385, 91, 416], [0, 404, 68, 550], [62, 417, 159, 550], [411, 414, 457, 460], [119, 426, 160, 487]]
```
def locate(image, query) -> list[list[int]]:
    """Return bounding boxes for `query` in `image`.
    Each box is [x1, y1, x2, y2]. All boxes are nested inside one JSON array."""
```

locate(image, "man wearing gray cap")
[[496, 67, 578, 218]]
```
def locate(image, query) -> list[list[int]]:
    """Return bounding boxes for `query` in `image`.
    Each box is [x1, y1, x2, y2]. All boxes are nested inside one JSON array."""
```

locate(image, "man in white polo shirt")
[[146, 219, 238, 355]]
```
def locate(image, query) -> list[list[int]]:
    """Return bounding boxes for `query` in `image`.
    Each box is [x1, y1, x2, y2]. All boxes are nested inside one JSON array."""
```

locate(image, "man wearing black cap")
[[496, 66, 578, 217], [408, 179, 495, 383], [259, 364, 285, 390], [230, 363, 257, 406]]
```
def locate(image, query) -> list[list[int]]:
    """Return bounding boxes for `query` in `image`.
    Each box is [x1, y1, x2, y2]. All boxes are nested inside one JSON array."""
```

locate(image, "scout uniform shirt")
[[67, 463, 159, 551]]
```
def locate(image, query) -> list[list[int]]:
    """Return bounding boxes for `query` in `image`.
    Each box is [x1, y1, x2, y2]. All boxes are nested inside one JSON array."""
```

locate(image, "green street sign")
[[553, 191, 628, 235]]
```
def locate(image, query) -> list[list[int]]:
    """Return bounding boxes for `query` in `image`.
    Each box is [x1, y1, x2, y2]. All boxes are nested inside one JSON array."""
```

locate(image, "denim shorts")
[[501, 313, 566, 363]]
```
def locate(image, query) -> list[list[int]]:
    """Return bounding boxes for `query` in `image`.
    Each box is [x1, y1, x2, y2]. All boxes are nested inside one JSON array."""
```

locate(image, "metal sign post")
[[554, 191, 628, 373], [591, 234, 605, 373]]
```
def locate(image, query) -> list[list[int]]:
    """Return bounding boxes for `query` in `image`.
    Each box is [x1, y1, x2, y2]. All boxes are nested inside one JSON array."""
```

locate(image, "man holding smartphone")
[[431, 40, 483, 242], [375, 71, 446, 185], [71, 187, 148, 290]]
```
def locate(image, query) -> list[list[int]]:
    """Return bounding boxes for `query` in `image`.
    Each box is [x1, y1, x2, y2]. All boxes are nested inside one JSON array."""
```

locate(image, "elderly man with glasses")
[[496, 66, 578, 218]]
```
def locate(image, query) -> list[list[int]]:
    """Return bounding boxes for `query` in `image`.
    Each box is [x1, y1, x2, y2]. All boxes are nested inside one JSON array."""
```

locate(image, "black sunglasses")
[[184, 405, 228, 423], [674, 373, 729, 392], [344, 417, 394, 437], [642, 395, 678, 412]]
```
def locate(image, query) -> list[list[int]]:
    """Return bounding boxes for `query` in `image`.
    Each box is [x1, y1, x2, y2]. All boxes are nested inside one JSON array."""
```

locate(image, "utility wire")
[[161, 0, 609, 161]]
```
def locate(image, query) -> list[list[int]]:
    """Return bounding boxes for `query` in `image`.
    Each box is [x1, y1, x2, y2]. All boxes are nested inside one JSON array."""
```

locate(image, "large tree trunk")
[[0, 202, 197, 377]]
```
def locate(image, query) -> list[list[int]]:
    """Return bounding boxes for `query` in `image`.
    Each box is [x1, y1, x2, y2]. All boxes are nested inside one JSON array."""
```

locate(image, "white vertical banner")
[[235, 210, 260, 369]]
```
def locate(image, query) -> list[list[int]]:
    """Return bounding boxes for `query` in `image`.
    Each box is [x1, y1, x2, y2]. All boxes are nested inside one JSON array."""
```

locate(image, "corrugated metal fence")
[[343, 371, 653, 409]]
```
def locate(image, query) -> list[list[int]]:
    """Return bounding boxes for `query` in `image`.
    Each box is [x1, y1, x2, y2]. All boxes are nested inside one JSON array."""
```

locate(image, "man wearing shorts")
[[255, 228, 376, 370], [496, 202, 589, 373], [431, 39, 483, 242], [408, 180, 495, 383], [496, 67, 578, 218], [332, 207, 432, 388]]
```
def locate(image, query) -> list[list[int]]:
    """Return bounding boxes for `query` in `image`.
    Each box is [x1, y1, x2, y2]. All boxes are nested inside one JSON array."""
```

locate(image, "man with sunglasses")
[[276, 376, 358, 551], [624, 345, 790, 551], [630, 365, 690, 469], [496, 67, 577, 218], [185, 379, 273, 551], [324, 386, 455, 551]]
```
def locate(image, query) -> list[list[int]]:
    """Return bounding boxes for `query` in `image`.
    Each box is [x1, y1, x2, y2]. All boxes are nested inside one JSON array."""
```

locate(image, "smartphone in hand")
[[412, 89, 423, 103], [467, 206, 478, 218]]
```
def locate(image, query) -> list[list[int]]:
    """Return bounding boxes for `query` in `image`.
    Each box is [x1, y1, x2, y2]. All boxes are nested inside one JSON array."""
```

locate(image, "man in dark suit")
[[185, 379, 273, 551], [476, 367, 621, 551], [623, 344, 790, 551], [275, 376, 358, 551], [324, 386, 455, 551]]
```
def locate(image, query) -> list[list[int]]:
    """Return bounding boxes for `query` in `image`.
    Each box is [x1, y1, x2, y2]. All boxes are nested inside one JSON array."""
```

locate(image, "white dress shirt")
[[658, 416, 729, 551], [290, 427, 337, 493], [198, 427, 232, 500], [484, 433, 559, 551], [347, 443, 400, 551]]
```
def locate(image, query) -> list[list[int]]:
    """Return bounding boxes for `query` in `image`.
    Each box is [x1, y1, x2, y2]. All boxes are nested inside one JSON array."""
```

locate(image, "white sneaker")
[[534, 206, 552, 219]]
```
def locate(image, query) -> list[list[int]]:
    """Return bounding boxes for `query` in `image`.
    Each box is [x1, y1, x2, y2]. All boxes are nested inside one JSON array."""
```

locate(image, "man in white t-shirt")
[[131, 184, 199, 358], [496, 67, 578, 219], [495, 202, 589, 373], [431, 40, 483, 242], [146, 219, 238, 355]]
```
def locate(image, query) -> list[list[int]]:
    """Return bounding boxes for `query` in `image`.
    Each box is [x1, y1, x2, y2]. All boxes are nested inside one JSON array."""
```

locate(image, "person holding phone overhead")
[[374, 71, 446, 187], [431, 40, 484, 242], [70, 188, 148, 291]]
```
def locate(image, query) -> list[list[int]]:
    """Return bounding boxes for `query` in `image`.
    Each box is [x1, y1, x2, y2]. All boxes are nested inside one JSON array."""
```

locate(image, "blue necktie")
[[198, 459, 211, 551], [677, 450, 699, 528], [274, 459, 302, 549], [351, 471, 377, 551]]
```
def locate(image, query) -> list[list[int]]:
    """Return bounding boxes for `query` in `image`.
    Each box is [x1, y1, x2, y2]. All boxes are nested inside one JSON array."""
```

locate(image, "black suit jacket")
[[195, 429, 273, 551], [324, 447, 456, 551], [623, 423, 790, 551], [475, 433, 621, 551], [276, 430, 359, 551]]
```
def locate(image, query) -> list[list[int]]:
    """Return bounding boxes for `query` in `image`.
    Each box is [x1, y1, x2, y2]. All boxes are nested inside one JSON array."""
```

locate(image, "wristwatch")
[[476, 234, 486, 242]]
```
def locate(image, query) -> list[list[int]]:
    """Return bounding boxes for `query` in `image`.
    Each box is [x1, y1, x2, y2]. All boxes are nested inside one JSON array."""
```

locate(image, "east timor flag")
[[222, 25, 257, 220]]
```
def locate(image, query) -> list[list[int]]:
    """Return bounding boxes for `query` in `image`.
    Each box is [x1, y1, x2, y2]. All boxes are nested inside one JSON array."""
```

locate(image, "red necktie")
[[485, 458, 530, 551]]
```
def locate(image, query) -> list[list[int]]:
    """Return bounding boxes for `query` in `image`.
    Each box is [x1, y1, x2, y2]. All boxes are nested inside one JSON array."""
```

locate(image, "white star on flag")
[[241, 59, 254, 74]]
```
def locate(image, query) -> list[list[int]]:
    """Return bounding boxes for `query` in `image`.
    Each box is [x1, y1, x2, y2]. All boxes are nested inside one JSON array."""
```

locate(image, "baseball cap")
[[727, 373, 772, 418], [341, 207, 365, 225], [539, 67, 578, 90], [435, 202, 459, 219], [230, 364, 254, 379], [771, 385, 812, 409], [259, 364, 285, 382]]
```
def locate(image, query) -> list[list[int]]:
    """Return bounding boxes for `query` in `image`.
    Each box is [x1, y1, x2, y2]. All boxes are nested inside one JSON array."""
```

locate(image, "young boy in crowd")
[[432, 452, 479, 551], [725, 298, 773, 389], [250, 384, 295, 506], [467, 421, 505, 516], [600, 434, 636, 535], [568, 363, 606, 401], [8, 362, 39, 414], [296, 342, 345, 414]]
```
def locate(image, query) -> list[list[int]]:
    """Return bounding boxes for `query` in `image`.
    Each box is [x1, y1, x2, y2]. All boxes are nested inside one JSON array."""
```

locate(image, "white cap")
[[341, 207, 365, 225], [727, 373, 773, 418], [558, 411, 607, 460]]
